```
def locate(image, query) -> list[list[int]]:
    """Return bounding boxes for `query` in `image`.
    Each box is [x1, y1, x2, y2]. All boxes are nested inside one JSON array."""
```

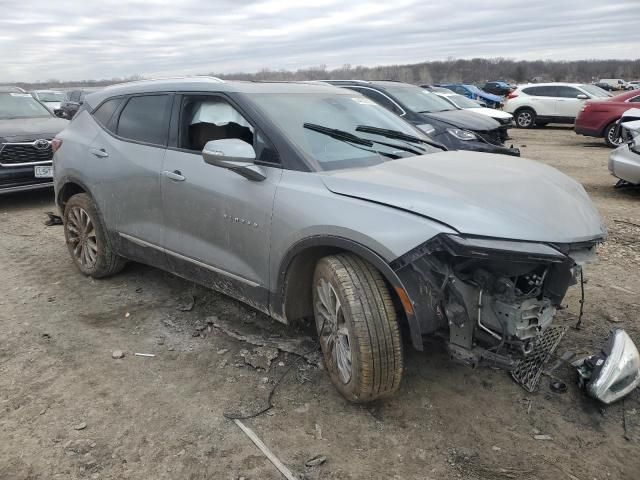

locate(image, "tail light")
[[51, 138, 62, 154], [507, 92, 518, 99]]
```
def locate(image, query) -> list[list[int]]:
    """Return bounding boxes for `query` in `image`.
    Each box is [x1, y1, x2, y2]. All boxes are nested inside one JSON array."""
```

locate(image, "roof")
[[85, 76, 347, 109], [320, 79, 418, 89], [0, 86, 26, 93], [516, 82, 585, 88]]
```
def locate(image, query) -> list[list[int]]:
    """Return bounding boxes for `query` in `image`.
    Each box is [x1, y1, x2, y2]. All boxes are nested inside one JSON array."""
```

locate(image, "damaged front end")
[[392, 234, 598, 369]]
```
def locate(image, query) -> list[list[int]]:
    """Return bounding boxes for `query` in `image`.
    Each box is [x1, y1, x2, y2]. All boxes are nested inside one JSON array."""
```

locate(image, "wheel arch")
[[56, 176, 91, 211], [514, 105, 537, 116], [271, 236, 423, 350]]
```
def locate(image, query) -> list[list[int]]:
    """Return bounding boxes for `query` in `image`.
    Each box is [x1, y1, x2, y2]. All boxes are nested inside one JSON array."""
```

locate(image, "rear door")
[[88, 93, 171, 266], [161, 93, 282, 303], [522, 86, 556, 116]]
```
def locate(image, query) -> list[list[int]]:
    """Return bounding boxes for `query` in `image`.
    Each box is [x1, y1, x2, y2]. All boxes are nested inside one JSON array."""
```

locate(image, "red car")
[[575, 90, 640, 147]]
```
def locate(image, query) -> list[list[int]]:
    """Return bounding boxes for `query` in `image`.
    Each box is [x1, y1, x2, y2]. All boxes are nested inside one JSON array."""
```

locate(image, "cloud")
[[1, 0, 638, 82]]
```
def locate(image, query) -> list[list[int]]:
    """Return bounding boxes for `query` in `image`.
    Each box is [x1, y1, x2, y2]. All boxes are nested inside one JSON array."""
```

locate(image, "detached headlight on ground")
[[446, 128, 477, 141], [578, 329, 640, 404]]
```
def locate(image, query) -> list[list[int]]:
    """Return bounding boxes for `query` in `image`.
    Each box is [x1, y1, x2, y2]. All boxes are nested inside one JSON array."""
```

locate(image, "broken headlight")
[[439, 234, 567, 263], [578, 329, 640, 404], [446, 128, 477, 141]]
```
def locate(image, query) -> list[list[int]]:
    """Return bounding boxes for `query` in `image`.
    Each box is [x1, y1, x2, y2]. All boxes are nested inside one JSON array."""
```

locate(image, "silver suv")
[[54, 77, 606, 402]]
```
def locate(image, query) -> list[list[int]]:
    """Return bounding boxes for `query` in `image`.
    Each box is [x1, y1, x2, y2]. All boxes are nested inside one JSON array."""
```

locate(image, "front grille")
[[476, 129, 503, 146], [0, 141, 53, 165]]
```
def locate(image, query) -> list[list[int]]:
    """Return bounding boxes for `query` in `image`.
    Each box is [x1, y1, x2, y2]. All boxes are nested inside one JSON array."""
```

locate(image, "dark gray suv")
[[0, 88, 68, 194], [54, 77, 606, 402]]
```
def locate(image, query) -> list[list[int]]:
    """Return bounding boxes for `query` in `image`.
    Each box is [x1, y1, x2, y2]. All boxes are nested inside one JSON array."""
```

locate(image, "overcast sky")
[[1, 0, 639, 82]]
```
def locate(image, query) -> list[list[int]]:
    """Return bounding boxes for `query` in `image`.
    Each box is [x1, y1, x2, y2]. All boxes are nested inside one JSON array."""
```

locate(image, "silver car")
[[609, 108, 640, 186], [54, 77, 606, 402]]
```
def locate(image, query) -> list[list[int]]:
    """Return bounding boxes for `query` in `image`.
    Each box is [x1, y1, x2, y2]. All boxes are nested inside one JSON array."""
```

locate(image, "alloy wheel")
[[66, 206, 98, 269], [517, 111, 533, 127], [315, 278, 352, 384]]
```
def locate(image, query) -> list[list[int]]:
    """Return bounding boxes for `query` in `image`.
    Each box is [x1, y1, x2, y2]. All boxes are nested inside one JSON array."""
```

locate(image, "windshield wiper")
[[356, 125, 446, 151], [304, 123, 374, 147], [303, 123, 400, 159]]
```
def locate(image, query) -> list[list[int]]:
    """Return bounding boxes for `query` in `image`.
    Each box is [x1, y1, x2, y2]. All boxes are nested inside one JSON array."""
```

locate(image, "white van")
[[600, 79, 629, 90]]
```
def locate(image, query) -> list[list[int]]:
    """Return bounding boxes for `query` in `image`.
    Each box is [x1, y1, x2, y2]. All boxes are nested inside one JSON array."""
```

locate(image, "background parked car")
[[482, 81, 513, 96], [0, 87, 68, 193], [31, 90, 65, 114], [594, 82, 617, 92], [323, 80, 519, 156], [599, 79, 630, 91], [436, 83, 503, 108], [426, 88, 514, 142], [59, 88, 99, 119], [608, 108, 640, 186], [575, 89, 640, 147], [505, 82, 611, 128]]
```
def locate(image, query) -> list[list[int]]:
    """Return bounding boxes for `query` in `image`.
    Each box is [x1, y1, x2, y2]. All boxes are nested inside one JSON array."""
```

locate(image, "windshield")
[[36, 91, 64, 102], [249, 93, 439, 171], [580, 84, 612, 98], [443, 93, 481, 109], [384, 85, 456, 113], [0, 93, 52, 119]]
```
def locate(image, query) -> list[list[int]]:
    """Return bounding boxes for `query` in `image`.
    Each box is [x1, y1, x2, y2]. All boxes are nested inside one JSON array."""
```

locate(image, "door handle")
[[162, 170, 186, 182], [90, 148, 109, 158]]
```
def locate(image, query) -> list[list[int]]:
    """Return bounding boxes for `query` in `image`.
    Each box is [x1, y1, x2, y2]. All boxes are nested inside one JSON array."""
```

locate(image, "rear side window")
[[92, 98, 123, 129], [522, 86, 557, 97], [116, 95, 170, 146], [629, 96, 640, 103]]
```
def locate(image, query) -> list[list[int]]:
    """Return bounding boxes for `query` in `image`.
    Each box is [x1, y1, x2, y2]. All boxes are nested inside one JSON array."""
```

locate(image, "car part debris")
[[575, 329, 640, 404], [550, 380, 568, 394], [44, 211, 63, 226], [134, 352, 155, 357], [511, 326, 568, 392], [305, 455, 327, 467], [233, 419, 299, 480]]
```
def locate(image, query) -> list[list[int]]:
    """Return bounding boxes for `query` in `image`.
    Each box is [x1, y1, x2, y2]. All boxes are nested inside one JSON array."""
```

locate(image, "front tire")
[[313, 254, 404, 402], [604, 121, 624, 148], [515, 108, 536, 128], [63, 193, 126, 278]]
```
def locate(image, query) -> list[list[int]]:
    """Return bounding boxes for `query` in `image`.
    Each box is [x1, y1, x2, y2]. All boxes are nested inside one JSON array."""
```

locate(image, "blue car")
[[437, 84, 503, 109]]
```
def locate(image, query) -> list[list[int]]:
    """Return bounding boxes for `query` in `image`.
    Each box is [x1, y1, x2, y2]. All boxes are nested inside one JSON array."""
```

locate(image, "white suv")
[[505, 83, 610, 128]]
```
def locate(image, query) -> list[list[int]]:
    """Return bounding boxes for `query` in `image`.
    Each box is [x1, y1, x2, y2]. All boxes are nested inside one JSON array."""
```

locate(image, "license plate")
[[34, 165, 53, 178]]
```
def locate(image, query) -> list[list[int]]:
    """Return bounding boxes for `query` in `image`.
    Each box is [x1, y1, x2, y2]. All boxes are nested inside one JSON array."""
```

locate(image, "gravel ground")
[[1, 125, 639, 480]]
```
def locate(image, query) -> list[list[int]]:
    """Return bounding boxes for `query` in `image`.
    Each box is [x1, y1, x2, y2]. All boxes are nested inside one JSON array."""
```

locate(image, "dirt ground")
[[1, 126, 639, 480]]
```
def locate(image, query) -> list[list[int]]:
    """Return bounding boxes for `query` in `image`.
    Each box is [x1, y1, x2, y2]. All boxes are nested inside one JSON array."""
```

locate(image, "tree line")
[[14, 58, 640, 90]]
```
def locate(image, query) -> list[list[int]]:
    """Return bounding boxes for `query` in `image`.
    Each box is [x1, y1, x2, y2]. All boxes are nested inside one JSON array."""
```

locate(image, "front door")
[[554, 86, 586, 119], [161, 94, 282, 310]]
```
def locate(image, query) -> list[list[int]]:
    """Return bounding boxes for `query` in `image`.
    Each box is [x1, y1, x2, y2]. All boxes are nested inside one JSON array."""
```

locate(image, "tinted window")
[[117, 95, 170, 145], [349, 87, 402, 114], [629, 96, 640, 103], [555, 86, 582, 98], [523, 86, 557, 97], [92, 98, 123, 129]]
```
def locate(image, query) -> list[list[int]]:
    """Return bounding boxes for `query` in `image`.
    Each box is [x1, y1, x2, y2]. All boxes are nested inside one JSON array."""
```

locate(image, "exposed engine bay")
[[393, 234, 597, 369]]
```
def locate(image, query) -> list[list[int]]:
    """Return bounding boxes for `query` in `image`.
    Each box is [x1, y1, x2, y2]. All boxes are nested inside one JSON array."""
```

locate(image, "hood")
[[0, 117, 68, 141], [320, 151, 606, 244], [420, 109, 501, 131]]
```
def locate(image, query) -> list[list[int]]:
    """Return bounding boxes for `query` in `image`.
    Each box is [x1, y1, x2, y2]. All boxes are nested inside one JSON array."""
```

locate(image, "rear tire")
[[313, 253, 404, 402], [63, 193, 126, 278], [604, 121, 623, 148], [515, 108, 536, 128]]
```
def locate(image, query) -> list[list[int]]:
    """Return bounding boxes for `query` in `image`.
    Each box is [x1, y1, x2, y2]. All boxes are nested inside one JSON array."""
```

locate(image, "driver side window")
[[179, 95, 279, 164]]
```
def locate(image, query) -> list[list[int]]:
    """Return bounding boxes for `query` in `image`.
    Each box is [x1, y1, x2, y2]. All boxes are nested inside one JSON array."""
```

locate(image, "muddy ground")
[[1, 126, 639, 480]]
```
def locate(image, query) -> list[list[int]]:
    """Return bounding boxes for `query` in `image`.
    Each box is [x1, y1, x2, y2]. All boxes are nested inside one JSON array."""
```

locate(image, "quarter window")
[[117, 95, 170, 146], [629, 96, 640, 103]]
